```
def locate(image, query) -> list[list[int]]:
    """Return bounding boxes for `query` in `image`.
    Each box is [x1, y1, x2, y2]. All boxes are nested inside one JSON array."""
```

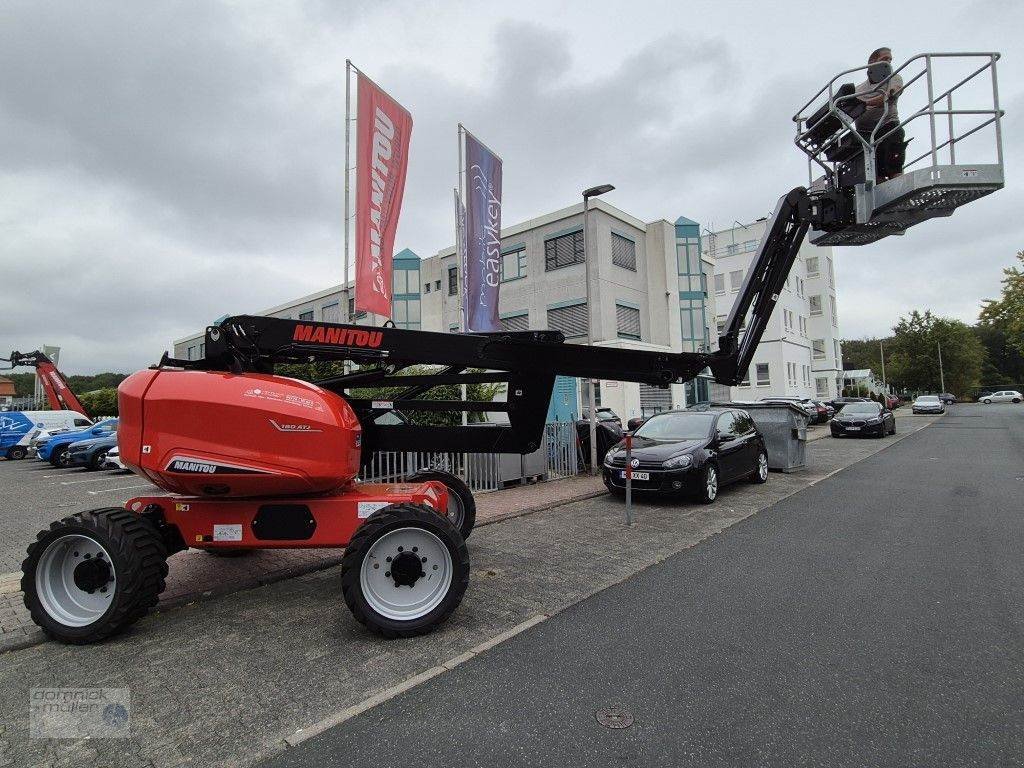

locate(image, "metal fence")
[[359, 421, 581, 493]]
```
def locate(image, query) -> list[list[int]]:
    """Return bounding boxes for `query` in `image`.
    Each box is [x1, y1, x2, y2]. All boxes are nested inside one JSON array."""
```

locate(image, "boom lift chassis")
[[18, 52, 1005, 645]]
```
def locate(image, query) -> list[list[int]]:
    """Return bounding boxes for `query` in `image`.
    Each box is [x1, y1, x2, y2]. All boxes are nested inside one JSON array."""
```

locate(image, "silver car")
[[978, 390, 1022, 404], [912, 395, 945, 414]]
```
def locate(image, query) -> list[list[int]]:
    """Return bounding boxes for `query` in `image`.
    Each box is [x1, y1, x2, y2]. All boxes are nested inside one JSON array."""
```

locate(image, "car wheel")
[[87, 450, 108, 471], [750, 450, 768, 484], [983, 399, 991, 404], [6, 446, 27, 461], [1014, 398, 1021, 404], [49, 445, 70, 468], [696, 464, 718, 504]]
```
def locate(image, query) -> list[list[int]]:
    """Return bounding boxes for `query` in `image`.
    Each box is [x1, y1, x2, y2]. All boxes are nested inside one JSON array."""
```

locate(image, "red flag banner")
[[355, 72, 413, 317]]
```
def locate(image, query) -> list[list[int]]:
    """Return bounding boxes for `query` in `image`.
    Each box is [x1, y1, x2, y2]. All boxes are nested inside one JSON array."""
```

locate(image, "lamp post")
[[937, 340, 945, 393], [582, 183, 615, 475]]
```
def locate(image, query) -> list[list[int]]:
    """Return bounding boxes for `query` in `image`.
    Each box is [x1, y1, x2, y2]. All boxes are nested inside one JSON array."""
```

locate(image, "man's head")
[[869, 47, 893, 64]]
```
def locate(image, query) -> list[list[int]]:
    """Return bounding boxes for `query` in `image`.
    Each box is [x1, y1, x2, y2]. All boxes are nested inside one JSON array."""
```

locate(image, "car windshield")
[[843, 402, 881, 415], [917, 396, 939, 403], [634, 413, 714, 441]]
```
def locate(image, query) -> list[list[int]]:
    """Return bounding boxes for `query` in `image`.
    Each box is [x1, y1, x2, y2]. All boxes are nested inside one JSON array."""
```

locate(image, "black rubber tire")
[[606, 484, 626, 499], [750, 449, 769, 484], [49, 444, 71, 468], [87, 450, 108, 471], [341, 503, 468, 639], [22, 508, 169, 644], [983, 399, 991, 404], [695, 463, 719, 504], [6, 446, 27, 461], [1014, 398, 1021, 404], [405, 469, 476, 540]]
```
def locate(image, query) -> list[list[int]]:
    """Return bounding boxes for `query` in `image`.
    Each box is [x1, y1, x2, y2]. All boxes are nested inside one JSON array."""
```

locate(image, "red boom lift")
[[1, 350, 90, 416], [18, 52, 1005, 644]]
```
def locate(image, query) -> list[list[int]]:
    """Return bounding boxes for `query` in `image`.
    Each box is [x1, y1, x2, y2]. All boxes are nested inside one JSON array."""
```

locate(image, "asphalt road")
[[266, 403, 1024, 768]]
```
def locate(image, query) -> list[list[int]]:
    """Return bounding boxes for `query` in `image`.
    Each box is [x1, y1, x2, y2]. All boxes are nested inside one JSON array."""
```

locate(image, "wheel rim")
[[758, 453, 768, 480], [359, 526, 453, 621], [95, 451, 107, 466], [706, 467, 718, 499], [57, 449, 70, 466], [445, 491, 465, 529], [35, 534, 116, 627]]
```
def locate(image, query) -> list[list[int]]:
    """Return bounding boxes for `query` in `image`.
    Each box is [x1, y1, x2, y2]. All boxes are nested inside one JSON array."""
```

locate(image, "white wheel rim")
[[35, 534, 116, 627], [445, 492, 464, 529], [758, 454, 768, 480], [707, 467, 718, 499], [359, 527, 453, 621]]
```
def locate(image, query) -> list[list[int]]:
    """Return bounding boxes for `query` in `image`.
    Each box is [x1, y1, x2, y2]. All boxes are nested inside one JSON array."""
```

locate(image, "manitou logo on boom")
[[292, 324, 383, 348]]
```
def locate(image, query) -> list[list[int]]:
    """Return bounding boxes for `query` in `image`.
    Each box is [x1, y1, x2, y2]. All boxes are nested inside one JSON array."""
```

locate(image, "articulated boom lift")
[[1, 350, 89, 416], [19, 52, 1005, 645]]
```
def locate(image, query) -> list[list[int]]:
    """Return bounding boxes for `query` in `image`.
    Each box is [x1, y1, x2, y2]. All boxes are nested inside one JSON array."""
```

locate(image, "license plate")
[[846, 426, 860, 431], [620, 471, 650, 481]]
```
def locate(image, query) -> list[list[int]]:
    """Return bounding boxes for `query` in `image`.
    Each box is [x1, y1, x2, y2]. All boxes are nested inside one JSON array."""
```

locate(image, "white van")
[[0, 411, 93, 460]]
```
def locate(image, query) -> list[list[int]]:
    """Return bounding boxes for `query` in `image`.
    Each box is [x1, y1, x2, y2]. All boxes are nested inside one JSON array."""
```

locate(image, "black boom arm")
[[170, 186, 830, 455]]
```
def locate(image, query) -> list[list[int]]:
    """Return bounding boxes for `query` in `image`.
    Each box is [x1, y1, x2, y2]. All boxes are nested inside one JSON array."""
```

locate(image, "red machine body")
[[118, 369, 362, 498]]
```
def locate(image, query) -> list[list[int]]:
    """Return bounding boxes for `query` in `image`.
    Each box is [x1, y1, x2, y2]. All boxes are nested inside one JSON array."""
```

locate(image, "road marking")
[[282, 614, 549, 749], [87, 484, 151, 495], [60, 476, 122, 485]]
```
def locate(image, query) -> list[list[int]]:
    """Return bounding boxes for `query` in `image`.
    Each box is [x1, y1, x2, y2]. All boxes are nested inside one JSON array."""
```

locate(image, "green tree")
[[78, 388, 119, 417], [886, 310, 986, 397], [979, 250, 1024, 358], [839, 337, 891, 372], [972, 323, 1024, 385]]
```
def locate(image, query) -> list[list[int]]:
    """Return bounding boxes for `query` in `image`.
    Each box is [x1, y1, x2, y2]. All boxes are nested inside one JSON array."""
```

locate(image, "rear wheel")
[[6, 446, 27, 461], [750, 450, 769, 484], [341, 503, 468, 638], [49, 444, 71, 468], [22, 508, 168, 644], [984, 399, 992, 404], [695, 463, 719, 504], [88, 449, 109, 471], [405, 470, 476, 540], [1014, 398, 1021, 404]]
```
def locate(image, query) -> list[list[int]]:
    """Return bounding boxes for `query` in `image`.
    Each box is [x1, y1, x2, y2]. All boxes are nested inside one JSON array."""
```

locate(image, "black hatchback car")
[[829, 400, 895, 438], [602, 408, 768, 503]]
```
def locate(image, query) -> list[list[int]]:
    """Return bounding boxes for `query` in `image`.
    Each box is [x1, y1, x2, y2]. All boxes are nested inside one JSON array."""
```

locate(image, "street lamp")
[[582, 183, 616, 475]]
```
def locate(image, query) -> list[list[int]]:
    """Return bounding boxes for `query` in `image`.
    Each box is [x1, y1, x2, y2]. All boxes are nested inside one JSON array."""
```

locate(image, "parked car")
[[602, 408, 768, 503], [883, 394, 900, 410], [581, 407, 623, 428], [814, 400, 836, 420], [938, 392, 957, 404], [829, 396, 872, 412], [0, 410, 92, 460], [978, 390, 1022, 404], [911, 395, 945, 414], [830, 400, 896, 437], [36, 418, 118, 467], [65, 433, 118, 470], [103, 445, 127, 470]]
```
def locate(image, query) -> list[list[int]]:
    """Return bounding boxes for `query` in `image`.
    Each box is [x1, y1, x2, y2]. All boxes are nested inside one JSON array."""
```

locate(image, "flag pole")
[[457, 123, 468, 424], [343, 59, 352, 320]]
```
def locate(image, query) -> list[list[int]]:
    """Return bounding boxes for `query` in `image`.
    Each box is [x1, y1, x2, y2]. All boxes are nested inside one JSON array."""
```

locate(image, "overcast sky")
[[1, 0, 1020, 374]]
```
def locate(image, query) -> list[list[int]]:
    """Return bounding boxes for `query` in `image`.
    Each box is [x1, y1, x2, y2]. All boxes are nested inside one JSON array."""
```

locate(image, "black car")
[[64, 434, 118, 470], [829, 400, 895, 438], [938, 392, 956, 404], [602, 408, 768, 503]]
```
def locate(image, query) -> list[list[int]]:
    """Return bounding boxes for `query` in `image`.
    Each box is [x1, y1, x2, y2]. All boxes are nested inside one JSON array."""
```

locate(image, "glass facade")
[[676, 216, 713, 405], [391, 249, 422, 331]]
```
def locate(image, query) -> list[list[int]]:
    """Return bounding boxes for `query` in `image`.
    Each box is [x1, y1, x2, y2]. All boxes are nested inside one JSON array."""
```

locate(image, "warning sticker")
[[357, 501, 390, 519], [213, 524, 243, 542]]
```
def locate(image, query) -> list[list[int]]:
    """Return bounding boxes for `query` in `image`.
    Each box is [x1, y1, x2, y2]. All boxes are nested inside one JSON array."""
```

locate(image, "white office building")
[[704, 218, 843, 401]]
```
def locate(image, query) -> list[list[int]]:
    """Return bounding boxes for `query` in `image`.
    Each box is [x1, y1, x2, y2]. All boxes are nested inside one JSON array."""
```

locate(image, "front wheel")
[[341, 503, 469, 638], [1014, 398, 1021, 404], [696, 463, 719, 504], [22, 508, 169, 644], [405, 469, 476, 540], [88, 450, 109, 471], [49, 445, 70, 468], [6, 446, 27, 461], [750, 450, 769, 484], [983, 399, 992, 404]]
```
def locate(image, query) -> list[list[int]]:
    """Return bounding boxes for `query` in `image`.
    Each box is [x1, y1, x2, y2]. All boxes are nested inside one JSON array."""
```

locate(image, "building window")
[[716, 319, 726, 336], [797, 278, 804, 298], [834, 339, 842, 363], [347, 297, 366, 320], [434, 280, 441, 291], [547, 302, 588, 339], [392, 297, 421, 330], [615, 304, 641, 340], [809, 295, 823, 315], [714, 274, 725, 294], [830, 296, 838, 327], [826, 257, 834, 287], [544, 230, 584, 271], [783, 309, 793, 332], [804, 365, 811, 387], [806, 256, 820, 276], [611, 233, 637, 271], [186, 346, 196, 360], [756, 363, 770, 386], [729, 269, 744, 292], [739, 367, 751, 387], [501, 313, 529, 332], [447, 266, 458, 296], [799, 316, 806, 336], [501, 249, 527, 282], [298, 310, 314, 321], [639, 382, 672, 417], [199, 342, 206, 358], [322, 302, 340, 323], [816, 377, 829, 397], [424, 283, 431, 293], [812, 339, 826, 360]]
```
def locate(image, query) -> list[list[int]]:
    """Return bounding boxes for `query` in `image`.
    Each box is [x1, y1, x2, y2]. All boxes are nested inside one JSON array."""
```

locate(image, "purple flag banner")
[[463, 132, 502, 332]]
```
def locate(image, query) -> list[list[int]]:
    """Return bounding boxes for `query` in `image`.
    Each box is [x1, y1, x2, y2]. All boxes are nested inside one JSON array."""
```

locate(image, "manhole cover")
[[596, 707, 634, 729]]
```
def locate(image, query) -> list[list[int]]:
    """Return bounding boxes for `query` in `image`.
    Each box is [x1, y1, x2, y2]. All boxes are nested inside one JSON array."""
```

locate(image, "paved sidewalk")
[[0, 473, 606, 652]]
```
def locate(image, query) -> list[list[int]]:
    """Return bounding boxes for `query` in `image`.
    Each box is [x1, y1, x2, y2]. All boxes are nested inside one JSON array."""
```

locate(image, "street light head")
[[583, 184, 615, 198]]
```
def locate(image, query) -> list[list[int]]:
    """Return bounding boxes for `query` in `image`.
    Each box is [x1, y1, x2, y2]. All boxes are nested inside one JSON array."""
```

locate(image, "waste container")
[[710, 401, 808, 472]]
